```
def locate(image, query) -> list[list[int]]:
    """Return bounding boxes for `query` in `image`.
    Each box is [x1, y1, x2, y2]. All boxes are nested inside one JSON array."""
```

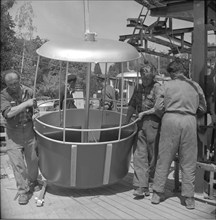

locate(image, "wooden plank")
[[74, 195, 122, 219], [104, 183, 177, 220], [145, 35, 177, 48], [62, 203, 101, 219], [138, 48, 175, 59], [150, 1, 193, 20], [69, 188, 122, 219], [94, 192, 144, 219], [165, 196, 216, 219], [116, 182, 189, 220], [89, 196, 133, 219], [46, 188, 103, 219], [120, 176, 215, 219], [83, 185, 150, 219]]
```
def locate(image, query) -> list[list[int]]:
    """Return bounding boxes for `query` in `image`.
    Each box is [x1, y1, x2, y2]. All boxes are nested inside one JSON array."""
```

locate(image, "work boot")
[[18, 193, 31, 205], [144, 188, 150, 196], [151, 191, 164, 204], [133, 187, 150, 197], [185, 197, 195, 209], [30, 180, 42, 192], [133, 187, 144, 197]]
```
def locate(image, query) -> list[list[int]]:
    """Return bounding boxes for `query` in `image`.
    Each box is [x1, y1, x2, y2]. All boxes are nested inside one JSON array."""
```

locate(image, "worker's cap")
[[67, 74, 77, 82]]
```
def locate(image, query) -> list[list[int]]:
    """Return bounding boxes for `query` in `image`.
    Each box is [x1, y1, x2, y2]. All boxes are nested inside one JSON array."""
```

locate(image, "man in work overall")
[[1, 70, 40, 205], [151, 59, 207, 209], [125, 63, 162, 197]]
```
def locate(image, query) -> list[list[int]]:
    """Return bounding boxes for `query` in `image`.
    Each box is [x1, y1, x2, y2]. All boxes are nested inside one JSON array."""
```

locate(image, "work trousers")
[[153, 113, 197, 197], [6, 122, 39, 195], [133, 115, 160, 188]]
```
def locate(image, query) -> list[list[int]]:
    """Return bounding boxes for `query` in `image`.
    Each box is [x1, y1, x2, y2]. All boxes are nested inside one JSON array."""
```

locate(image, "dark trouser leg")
[[6, 142, 29, 194], [133, 129, 149, 188], [24, 135, 39, 182], [133, 119, 159, 188]]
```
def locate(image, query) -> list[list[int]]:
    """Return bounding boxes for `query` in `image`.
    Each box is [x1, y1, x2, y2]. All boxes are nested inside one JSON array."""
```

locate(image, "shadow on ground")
[[44, 172, 134, 198]]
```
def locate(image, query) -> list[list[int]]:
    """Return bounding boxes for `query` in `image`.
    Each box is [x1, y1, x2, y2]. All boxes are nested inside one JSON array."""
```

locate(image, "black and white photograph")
[[0, 0, 215, 219]]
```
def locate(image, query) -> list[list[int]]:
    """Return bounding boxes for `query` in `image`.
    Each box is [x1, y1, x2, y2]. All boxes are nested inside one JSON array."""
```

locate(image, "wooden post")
[[192, 0, 208, 161], [191, 0, 207, 88]]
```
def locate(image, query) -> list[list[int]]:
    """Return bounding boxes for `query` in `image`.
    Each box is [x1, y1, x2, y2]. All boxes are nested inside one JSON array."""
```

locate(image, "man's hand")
[[25, 98, 37, 108], [6, 98, 37, 119]]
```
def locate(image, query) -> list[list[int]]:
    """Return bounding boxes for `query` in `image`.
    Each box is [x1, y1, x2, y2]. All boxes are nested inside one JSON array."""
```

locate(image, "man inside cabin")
[[97, 75, 117, 111], [59, 74, 77, 110]]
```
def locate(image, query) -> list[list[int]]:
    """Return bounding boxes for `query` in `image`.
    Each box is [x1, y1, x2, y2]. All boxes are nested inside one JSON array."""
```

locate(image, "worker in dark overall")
[[0, 70, 40, 205], [125, 63, 162, 197], [151, 59, 207, 209]]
